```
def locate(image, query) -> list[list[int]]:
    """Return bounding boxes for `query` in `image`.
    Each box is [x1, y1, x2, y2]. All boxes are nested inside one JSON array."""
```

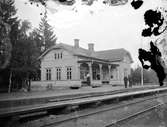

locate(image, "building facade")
[[32, 39, 133, 89]]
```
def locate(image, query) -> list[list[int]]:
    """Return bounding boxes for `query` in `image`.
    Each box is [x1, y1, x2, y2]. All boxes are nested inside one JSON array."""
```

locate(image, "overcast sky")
[[15, 0, 167, 68]]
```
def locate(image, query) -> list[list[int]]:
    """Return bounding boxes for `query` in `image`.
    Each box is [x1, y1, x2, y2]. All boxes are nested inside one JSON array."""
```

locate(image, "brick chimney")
[[88, 43, 94, 52], [74, 39, 79, 48]]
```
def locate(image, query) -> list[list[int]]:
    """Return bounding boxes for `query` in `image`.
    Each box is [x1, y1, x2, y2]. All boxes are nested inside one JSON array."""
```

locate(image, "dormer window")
[[55, 52, 63, 59]]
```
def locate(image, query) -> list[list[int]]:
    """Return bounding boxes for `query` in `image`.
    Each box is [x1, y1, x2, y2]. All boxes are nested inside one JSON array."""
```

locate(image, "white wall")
[[41, 49, 78, 81], [40, 49, 132, 86], [111, 55, 132, 85], [31, 80, 81, 91]]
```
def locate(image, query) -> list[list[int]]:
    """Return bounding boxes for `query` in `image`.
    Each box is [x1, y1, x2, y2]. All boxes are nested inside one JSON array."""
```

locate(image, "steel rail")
[[105, 103, 165, 127], [1, 86, 165, 118], [48, 86, 161, 102], [40, 92, 167, 127]]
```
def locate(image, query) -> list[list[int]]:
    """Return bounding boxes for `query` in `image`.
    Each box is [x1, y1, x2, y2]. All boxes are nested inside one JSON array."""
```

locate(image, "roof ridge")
[[58, 42, 87, 50], [39, 43, 132, 63], [95, 48, 125, 52]]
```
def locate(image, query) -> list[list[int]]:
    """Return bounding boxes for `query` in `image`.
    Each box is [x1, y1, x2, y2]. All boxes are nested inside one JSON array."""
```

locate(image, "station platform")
[[0, 84, 167, 118], [0, 84, 160, 109]]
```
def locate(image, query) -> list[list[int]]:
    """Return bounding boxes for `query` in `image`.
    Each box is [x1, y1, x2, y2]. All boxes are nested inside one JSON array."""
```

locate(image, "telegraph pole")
[[141, 66, 144, 86], [140, 36, 144, 86]]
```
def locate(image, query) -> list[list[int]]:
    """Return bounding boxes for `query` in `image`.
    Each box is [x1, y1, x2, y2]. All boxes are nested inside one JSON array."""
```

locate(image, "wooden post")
[[99, 64, 103, 80], [88, 63, 92, 82], [108, 65, 111, 83], [77, 63, 81, 80]]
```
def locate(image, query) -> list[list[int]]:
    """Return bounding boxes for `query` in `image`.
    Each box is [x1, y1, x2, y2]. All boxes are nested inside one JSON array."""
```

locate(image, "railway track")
[[1, 86, 165, 118], [48, 86, 161, 102], [26, 92, 167, 127], [2, 86, 167, 127], [105, 103, 165, 127], [0, 86, 159, 109]]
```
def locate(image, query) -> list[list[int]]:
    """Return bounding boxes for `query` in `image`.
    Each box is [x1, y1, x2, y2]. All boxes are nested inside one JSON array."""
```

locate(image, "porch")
[[78, 60, 119, 86]]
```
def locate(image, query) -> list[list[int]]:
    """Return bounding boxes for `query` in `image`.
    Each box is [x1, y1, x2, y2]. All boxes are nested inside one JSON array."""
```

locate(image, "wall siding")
[[40, 48, 132, 87], [111, 55, 132, 85], [41, 49, 78, 81]]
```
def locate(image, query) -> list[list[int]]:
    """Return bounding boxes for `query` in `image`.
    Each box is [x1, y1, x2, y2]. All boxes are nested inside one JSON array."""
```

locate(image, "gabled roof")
[[38, 43, 98, 60], [39, 43, 133, 63], [96, 48, 133, 62]]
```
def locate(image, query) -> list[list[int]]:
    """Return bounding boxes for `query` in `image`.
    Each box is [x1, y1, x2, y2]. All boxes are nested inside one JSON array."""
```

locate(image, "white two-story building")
[[32, 39, 133, 89]]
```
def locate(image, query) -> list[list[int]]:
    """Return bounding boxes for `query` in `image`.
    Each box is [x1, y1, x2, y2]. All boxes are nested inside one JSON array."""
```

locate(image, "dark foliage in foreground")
[[142, 9, 167, 37], [138, 42, 166, 86], [131, 0, 143, 10]]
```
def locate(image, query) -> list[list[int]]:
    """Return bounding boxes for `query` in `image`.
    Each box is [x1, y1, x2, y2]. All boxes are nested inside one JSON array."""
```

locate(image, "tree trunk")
[[8, 70, 12, 93], [26, 73, 31, 92], [28, 79, 31, 92]]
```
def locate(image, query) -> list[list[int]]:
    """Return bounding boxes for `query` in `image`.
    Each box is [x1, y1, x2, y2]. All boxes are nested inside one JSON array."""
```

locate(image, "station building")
[[33, 39, 133, 89]]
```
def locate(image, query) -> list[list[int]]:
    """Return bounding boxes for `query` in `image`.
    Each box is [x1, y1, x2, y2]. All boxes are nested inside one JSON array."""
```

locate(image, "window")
[[56, 67, 61, 80], [55, 53, 57, 59], [93, 68, 99, 80], [60, 52, 62, 59], [66, 67, 72, 80], [55, 52, 63, 59], [46, 68, 51, 80]]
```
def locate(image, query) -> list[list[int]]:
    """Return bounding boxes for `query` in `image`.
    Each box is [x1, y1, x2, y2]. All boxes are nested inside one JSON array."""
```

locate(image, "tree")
[[10, 20, 40, 91], [131, 67, 141, 85], [29, 29, 44, 55], [130, 66, 158, 85], [0, 0, 20, 92], [0, 17, 11, 70], [0, 0, 40, 92], [11, 39, 39, 91], [19, 20, 31, 39], [0, 0, 19, 70], [37, 10, 57, 52], [27, 11, 57, 84]]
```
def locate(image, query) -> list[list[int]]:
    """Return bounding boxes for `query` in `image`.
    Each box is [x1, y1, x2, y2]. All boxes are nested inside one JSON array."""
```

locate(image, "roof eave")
[[109, 58, 123, 62], [74, 54, 110, 62]]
